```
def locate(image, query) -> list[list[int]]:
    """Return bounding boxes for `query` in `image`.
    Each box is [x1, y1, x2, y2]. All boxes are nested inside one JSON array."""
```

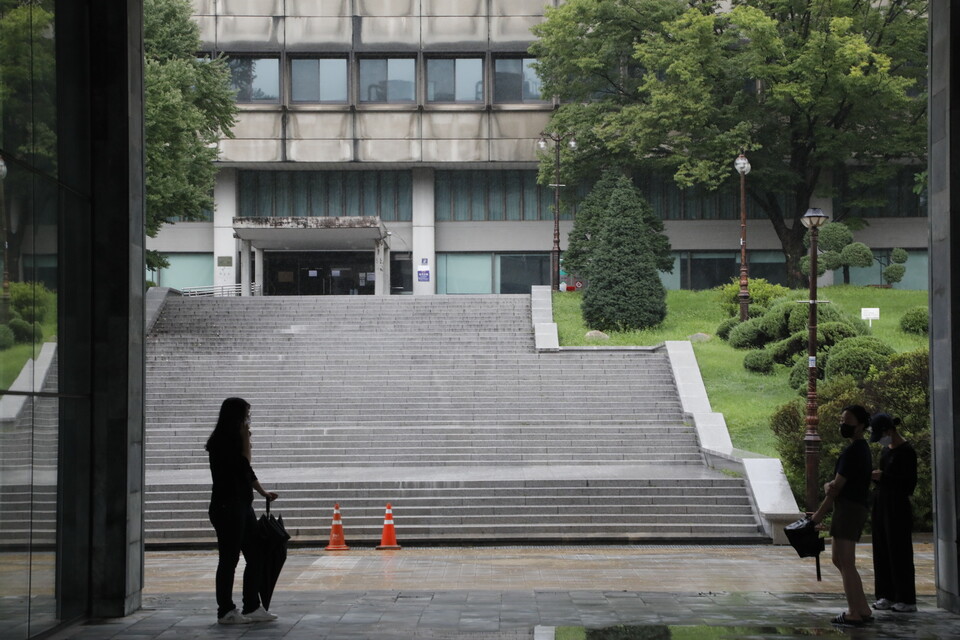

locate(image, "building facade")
[[147, 0, 929, 295]]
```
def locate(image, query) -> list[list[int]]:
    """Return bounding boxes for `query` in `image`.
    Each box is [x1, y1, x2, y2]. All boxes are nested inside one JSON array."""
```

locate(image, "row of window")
[[225, 55, 543, 105]]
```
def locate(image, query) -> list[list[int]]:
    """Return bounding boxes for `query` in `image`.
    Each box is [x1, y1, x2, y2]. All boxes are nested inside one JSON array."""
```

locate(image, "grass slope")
[[554, 286, 928, 457]]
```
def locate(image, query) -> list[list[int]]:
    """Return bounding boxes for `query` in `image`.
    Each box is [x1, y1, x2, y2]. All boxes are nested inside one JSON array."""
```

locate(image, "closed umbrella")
[[257, 498, 290, 610]]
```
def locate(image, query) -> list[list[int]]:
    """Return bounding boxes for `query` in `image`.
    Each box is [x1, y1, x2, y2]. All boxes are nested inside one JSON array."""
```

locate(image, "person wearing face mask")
[[869, 413, 918, 613], [811, 404, 874, 627]]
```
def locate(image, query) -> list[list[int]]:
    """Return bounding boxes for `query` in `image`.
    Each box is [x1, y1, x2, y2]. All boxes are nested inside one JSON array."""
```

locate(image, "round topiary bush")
[[8, 318, 33, 343], [759, 301, 795, 341], [768, 322, 860, 366], [743, 349, 774, 374], [824, 346, 889, 383], [727, 317, 768, 350], [716, 278, 790, 318], [716, 317, 740, 341], [0, 325, 14, 350], [787, 302, 865, 335], [899, 306, 928, 335]]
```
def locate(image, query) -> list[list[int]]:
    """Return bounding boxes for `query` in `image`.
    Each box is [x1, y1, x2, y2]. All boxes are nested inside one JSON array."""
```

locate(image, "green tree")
[[144, 0, 236, 271], [532, 0, 927, 286], [580, 185, 669, 331], [565, 171, 673, 281]]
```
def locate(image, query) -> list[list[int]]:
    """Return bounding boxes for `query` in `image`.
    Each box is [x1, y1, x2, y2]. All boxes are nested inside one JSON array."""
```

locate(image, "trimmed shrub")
[[899, 306, 928, 335], [768, 322, 860, 366], [716, 317, 739, 341], [8, 281, 50, 323], [787, 302, 867, 335], [748, 304, 767, 319], [758, 301, 795, 342], [789, 351, 825, 391], [32, 322, 43, 343], [0, 325, 14, 350], [743, 349, 774, 374], [8, 318, 33, 343], [828, 336, 896, 360], [716, 278, 790, 318], [824, 346, 889, 383], [883, 263, 906, 285], [727, 317, 768, 350]]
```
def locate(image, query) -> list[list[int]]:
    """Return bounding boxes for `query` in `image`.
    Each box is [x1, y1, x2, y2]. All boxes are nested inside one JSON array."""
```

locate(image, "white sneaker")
[[244, 606, 278, 622], [872, 598, 893, 610], [217, 609, 252, 625], [892, 602, 917, 612]]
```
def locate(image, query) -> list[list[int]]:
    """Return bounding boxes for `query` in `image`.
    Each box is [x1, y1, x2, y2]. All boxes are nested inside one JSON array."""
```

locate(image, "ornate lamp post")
[[801, 207, 829, 514], [734, 153, 751, 321], [538, 132, 577, 290], [0, 155, 8, 303]]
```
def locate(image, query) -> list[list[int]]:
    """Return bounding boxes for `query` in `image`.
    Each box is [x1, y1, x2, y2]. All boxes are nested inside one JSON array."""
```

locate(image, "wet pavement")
[[46, 542, 960, 639]]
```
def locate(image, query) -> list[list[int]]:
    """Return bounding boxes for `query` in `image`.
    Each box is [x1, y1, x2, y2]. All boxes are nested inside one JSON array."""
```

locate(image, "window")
[[435, 171, 557, 221], [494, 58, 543, 103], [227, 57, 280, 103], [359, 58, 415, 103], [426, 58, 483, 102], [291, 58, 348, 102]]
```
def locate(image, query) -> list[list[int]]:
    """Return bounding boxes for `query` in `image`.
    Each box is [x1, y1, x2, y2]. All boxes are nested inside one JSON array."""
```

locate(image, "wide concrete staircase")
[[145, 294, 765, 545]]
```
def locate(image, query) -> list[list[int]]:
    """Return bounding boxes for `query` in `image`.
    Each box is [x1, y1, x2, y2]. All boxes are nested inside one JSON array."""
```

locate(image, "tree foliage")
[[144, 0, 236, 269], [532, 0, 927, 286]]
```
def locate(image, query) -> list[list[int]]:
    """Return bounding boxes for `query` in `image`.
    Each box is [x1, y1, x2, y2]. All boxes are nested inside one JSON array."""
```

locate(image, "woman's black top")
[[875, 442, 918, 502], [208, 445, 257, 507], [835, 438, 872, 507]]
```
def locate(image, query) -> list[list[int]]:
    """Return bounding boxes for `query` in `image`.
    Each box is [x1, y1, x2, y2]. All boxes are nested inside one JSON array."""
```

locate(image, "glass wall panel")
[[154, 254, 215, 290], [434, 171, 550, 221], [227, 57, 280, 103]]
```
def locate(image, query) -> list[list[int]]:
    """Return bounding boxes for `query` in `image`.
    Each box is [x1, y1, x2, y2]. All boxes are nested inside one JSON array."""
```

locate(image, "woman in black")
[[206, 397, 279, 625], [812, 404, 873, 626], [870, 413, 918, 613]]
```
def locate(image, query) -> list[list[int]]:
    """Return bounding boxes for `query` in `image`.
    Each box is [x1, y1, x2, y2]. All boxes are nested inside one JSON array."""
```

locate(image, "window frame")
[[357, 57, 418, 104], [425, 56, 485, 104], [225, 55, 282, 104], [289, 56, 350, 104], [493, 56, 546, 104]]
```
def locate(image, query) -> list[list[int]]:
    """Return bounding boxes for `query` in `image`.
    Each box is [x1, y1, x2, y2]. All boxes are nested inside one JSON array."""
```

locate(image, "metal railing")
[[179, 283, 262, 297]]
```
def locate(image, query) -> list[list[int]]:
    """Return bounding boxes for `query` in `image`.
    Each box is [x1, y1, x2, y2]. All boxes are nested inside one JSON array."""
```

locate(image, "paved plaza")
[[45, 540, 960, 639]]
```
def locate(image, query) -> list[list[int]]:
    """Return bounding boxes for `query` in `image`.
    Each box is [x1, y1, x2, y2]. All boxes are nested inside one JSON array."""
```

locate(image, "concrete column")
[[213, 169, 238, 288], [254, 246, 264, 295], [412, 168, 436, 295], [374, 237, 390, 295], [240, 240, 252, 296], [929, 0, 960, 614]]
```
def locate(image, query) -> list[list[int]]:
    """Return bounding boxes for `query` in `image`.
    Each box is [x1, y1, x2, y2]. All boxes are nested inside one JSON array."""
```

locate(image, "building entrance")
[[264, 251, 376, 295]]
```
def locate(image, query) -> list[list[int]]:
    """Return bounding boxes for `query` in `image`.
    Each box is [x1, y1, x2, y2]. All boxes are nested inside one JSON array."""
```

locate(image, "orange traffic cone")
[[325, 503, 350, 550], [376, 503, 401, 550]]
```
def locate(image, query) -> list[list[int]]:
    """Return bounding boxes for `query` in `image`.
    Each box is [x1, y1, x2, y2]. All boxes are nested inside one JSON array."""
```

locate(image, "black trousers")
[[209, 502, 263, 618], [872, 496, 916, 605]]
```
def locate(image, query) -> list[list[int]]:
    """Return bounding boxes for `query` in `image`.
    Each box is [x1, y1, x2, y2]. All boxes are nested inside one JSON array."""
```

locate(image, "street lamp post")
[[538, 132, 577, 291], [801, 207, 829, 514], [734, 154, 751, 321], [0, 156, 8, 303]]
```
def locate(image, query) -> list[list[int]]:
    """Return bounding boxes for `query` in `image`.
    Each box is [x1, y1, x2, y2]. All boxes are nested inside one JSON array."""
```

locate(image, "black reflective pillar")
[[929, 0, 960, 615]]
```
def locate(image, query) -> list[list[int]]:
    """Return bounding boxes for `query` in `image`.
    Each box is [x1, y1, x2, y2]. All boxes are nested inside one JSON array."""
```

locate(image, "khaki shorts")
[[830, 497, 869, 542]]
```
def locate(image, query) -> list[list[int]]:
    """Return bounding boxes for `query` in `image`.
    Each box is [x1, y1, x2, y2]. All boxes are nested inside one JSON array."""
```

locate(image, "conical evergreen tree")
[[581, 187, 668, 331]]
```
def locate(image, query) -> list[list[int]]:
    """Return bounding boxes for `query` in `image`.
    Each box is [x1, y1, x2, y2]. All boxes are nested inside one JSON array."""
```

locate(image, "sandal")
[[832, 612, 866, 627]]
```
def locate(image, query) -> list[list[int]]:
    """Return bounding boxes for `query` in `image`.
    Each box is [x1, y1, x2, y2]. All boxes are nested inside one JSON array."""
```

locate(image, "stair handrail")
[[179, 283, 262, 297]]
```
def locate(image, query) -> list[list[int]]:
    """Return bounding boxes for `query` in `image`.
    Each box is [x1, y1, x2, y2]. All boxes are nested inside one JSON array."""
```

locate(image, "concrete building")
[[147, 0, 929, 295]]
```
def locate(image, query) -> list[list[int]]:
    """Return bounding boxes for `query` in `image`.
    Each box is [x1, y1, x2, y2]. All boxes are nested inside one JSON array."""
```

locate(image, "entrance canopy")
[[233, 216, 387, 250]]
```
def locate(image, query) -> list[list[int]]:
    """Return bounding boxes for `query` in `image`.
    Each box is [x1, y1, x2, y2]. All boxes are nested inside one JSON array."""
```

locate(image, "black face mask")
[[840, 423, 856, 438]]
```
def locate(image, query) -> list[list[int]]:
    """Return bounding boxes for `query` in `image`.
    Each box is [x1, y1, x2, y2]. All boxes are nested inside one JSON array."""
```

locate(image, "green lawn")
[[0, 293, 59, 390], [553, 286, 928, 457]]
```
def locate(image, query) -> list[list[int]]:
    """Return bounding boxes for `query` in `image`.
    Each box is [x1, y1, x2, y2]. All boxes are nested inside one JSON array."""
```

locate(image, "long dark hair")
[[842, 404, 870, 427], [205, 397, 250, 454]]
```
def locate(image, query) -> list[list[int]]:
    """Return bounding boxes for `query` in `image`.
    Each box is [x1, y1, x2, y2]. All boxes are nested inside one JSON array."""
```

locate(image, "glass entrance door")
[[264, 251, 376, 295]]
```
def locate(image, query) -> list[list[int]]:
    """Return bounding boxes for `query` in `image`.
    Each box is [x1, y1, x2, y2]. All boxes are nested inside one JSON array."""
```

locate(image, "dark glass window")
[[435, 171, 556, 222], [426, 58, 483, 102], [291, 58, 347, 102], [359, 58, 415, 103], [494, 58, 543, 103], [227, 57, 280, 103]]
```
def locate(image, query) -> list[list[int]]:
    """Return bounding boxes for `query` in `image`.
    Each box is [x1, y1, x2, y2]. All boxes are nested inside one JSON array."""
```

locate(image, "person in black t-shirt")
[[812, 404, 873, 627], [206, 397, 279, 625], [869, 413, 918, 613]]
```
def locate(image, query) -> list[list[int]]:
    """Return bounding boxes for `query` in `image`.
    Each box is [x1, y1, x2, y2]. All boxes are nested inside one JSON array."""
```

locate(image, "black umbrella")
[[784, 516, 825, 581], [257, 498, 290, 611]]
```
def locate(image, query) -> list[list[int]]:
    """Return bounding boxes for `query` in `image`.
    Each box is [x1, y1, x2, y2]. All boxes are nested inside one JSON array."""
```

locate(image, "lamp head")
[[801, 208, 828, 229], [734, 153, 750, 175], [0, 157, 6, 180], [537, 138, 548, 151], [568, 138, 577, 151]]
